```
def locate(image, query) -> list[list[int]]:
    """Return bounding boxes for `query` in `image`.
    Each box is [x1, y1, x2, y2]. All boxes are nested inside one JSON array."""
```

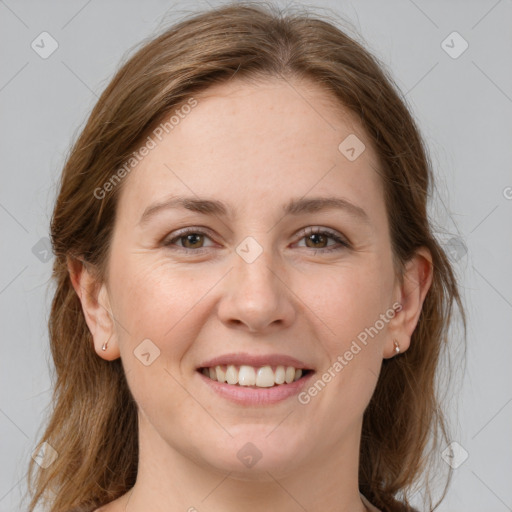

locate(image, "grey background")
[[1, 0, 511, 511]]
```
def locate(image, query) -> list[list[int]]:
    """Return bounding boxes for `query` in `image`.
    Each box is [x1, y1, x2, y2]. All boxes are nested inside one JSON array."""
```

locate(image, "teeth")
[[216, 365, 226, 383], [226, 365, 238, 385], [239, 365, 256, 386], [256, 366, 275, 387], [285, 366, 296, 384], [275, 365, 286, 384], [201, 364, 306, 387]]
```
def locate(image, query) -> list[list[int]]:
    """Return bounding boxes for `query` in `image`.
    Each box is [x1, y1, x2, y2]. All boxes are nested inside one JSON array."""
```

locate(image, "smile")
[[199, 364, 312, 388]]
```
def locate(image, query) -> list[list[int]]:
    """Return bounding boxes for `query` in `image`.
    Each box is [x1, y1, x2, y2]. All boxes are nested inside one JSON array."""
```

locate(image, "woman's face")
[[91, 77, 418, 479]]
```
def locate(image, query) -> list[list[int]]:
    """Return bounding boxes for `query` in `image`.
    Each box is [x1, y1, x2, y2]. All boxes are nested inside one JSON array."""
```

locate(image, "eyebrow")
[[138, 195, 371, 226]]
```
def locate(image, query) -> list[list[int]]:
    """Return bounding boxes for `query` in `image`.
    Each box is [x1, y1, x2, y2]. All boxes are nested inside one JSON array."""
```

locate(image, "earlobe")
[[384, 247, 433, 358], [66, 255, 120, 361], [383, 337, 406, 359]]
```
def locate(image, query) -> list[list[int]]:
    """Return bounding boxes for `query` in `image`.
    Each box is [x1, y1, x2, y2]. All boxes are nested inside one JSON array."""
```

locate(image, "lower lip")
[[197, 370, 315, 405]]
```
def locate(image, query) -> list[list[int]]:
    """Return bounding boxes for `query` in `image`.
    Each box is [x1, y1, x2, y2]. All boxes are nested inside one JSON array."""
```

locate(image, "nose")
[[217, 245, 296, 334]]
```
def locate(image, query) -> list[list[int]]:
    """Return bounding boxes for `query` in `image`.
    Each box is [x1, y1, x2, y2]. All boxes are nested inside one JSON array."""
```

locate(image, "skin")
[[69, 77, 432, 512]]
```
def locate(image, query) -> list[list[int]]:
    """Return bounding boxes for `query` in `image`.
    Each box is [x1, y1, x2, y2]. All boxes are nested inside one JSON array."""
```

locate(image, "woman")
[[26, 2, 466, 511]]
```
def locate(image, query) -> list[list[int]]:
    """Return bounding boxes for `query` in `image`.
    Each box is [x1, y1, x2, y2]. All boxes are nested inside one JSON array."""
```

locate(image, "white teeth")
[[285, 366, 295, 384], [238, 365, 256, 386], [201, 364, 307, 387], [256, 366, 275, 387], [275, 365, 285, 384], [226, 365, 238, 385], [216, 365, 226, 383]]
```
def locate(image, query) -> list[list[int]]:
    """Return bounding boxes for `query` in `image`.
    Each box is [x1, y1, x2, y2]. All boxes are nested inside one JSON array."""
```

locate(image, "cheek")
[[108, 259, 207, 423], [299, 259, 392, 405], [303, 261, 391, 345], [109, 254, 225, 375], [112, 253, 201, 327]]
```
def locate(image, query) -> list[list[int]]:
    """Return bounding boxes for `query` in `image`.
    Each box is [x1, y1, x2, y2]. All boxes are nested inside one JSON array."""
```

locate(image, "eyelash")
[[162, 226, 350, 255]]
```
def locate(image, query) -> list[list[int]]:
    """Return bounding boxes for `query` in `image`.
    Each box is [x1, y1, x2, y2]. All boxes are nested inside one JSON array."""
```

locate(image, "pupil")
[[185, 234, 202, 248], [308, 233, 325, 248]]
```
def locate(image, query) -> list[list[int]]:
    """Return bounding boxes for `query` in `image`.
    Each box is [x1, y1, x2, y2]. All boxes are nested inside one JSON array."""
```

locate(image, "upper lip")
[[198, 353, 313, 370]]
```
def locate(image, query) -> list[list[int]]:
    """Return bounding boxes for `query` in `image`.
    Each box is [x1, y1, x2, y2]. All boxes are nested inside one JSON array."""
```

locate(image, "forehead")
[[116, 77, 386, 228]]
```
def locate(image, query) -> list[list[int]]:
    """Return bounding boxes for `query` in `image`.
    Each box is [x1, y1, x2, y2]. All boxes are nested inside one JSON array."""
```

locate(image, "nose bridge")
[[233, 234, 281, 301], [218, 233, 294, 332]]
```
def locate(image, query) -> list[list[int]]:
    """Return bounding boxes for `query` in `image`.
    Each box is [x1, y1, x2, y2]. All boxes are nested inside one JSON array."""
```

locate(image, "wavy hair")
[[26, 2, 466, 511]]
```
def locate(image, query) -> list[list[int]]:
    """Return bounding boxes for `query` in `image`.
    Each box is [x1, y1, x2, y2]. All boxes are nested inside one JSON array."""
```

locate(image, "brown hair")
[[26, 2, 466, 511]]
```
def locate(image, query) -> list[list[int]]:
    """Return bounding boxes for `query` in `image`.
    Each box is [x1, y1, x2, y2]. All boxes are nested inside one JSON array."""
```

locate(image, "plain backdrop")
[[1, 1, 511, 511]]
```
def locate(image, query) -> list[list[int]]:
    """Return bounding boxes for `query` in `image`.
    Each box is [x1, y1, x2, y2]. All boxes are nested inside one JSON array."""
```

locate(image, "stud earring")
[[101, 336, 110, 351], [393, 338, 400, 354]]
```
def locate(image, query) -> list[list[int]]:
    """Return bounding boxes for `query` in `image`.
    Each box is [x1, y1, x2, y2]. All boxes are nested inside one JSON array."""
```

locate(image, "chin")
[[194, 431, 307, 479]]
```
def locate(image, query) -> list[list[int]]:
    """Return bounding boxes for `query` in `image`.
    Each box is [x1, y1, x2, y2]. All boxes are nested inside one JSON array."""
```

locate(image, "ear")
[[66, 255, 120, 361], [384, 246, 433, 358]]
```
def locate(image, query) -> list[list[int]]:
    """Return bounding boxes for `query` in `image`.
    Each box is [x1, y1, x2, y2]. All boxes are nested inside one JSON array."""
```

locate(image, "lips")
[[198, 352, 312, 370], [196, 353, 314, 389], [197, 363, 315, 406]]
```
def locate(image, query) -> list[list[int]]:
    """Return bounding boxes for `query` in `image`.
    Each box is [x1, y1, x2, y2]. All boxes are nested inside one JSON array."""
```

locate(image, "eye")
[[162, 228, 215, 253], [294, 227, 350, 253], [162, 226, 350, 254]]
